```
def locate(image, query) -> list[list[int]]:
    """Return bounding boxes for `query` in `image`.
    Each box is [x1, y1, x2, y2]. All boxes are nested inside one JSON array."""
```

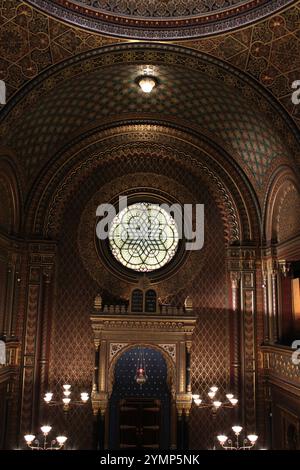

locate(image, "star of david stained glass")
[[108, 203, 179, 272]]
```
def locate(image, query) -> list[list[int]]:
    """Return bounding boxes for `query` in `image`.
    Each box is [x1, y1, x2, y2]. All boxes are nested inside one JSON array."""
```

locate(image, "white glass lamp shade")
[[56, 436, 68, 445], [62, 398, 71, 405], [192, 394, 200, 400], [41, 425, 52, 435], [81, 393, 89, 402], [232, 426, 243, 435], [208, 391, 216, 399], [63, 390, 71, 397], [44, 394, 52, 403], [138, 77, 156, 93], [24, 434, 35, 443], [213, 401, 222, 409], [63, 384, 71, 391], [217, 435, 228, 444], [230, 398, 238, 406], [226, 393, 234, 400], [210, 386, 218, 393], [247, 434, 258, 444], [194, 398, 202, 406]]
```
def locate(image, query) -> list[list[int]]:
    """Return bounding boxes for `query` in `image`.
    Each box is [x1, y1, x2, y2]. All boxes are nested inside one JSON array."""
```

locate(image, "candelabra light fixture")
[[24, 425, 67, 450], [43, 384, 89, 411], [217, 425, 258, 450], [192, 386, 238, 411]]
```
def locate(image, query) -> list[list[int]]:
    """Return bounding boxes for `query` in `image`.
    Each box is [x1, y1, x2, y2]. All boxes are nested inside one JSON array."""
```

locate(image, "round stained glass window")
[[108, 203, 179, 272]]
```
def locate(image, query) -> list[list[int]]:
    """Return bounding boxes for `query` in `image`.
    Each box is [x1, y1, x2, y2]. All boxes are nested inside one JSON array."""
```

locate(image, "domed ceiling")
[[1, 43, 298, 201], [25, 0, 296, 39]]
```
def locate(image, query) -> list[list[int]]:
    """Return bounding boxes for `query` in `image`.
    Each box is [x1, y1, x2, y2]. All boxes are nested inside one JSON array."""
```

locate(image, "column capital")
[[91, 391, 108, 416], [42, 265, 54, 283], [175, 393, 192, 415], [230, 271, 241, 289]]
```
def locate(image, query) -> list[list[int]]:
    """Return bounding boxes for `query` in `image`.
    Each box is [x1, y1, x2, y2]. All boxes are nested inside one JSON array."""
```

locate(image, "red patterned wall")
[[48, 159, 230, 449]]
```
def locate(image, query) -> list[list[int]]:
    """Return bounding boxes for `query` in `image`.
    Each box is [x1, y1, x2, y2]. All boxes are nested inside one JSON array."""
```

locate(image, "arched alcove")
[[109, 346, 170, 449]]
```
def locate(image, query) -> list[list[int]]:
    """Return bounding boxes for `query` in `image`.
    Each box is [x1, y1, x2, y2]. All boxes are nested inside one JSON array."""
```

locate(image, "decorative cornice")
[[25, 0, 296, 40], [90, 313, 197, 334]]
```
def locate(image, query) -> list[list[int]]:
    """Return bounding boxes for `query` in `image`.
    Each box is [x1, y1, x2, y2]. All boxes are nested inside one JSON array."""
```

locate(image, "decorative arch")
[[0, 156, 22, 235], [22, 124, 260, 244], [264, 166, 300, 243], [108, 343, 176, 398]]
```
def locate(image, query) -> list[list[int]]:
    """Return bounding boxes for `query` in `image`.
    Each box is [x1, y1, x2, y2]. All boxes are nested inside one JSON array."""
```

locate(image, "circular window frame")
[[96, 190, 189, 283], [108, 202, 180, 273]]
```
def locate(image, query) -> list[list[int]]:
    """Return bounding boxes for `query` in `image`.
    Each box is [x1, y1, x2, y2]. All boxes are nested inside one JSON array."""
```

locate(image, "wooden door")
[[119, 398, 161, 449]]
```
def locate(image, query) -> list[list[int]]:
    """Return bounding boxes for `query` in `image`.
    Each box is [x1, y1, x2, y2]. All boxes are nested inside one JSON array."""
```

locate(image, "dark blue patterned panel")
[[109, 347, 170, 449]]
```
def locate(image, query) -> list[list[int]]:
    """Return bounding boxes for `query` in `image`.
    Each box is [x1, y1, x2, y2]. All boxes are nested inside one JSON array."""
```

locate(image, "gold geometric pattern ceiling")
[[0, 0, 299, 129], [181, 4, 300, 126], [1, 57, 292, 193]]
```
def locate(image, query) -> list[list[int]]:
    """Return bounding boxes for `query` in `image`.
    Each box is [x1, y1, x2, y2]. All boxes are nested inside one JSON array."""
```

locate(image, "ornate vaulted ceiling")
[[0, 0, 299, 128], [25, 0, 296, 39], [1, 43, 298, 198], [0, 0, 299, 208]]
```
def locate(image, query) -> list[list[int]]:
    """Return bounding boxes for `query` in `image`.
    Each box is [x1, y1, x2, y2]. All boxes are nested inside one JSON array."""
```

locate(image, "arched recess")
[[108, 343, 176, 398], [0, 156, 22, 235], [264, 166, 300, 244], [108, 344, 174, 449], [23, 124, 260, 245]]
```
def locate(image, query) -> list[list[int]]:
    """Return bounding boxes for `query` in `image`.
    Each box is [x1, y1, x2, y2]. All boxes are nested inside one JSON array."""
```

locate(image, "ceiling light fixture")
[[138, 76, 157, 94]]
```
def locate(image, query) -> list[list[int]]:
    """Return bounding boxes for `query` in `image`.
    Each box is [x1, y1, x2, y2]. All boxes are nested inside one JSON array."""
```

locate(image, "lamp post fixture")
[[217, 425, 258, 450], [24, 425, 67, 450], [43, 384, 89, 412]]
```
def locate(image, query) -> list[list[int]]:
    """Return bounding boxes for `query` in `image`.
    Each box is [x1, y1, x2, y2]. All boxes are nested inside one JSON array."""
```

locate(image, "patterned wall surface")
[[0, 179, 12, 233], [277, 183, 300, 242], [172, 204, 231, 449], [48, 154, 230, 449]]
